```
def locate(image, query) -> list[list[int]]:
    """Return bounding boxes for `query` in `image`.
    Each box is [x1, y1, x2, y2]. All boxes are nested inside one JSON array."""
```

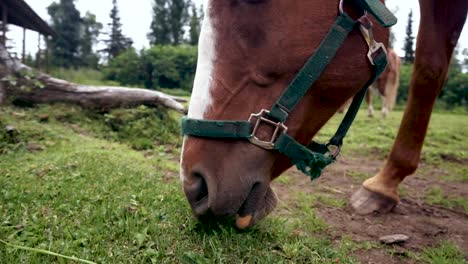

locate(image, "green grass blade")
[[0, 239, 97, 264]]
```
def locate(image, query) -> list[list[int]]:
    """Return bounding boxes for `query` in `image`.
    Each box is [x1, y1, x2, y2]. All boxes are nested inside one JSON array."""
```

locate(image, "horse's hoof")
[[350, 186, 398, 215]]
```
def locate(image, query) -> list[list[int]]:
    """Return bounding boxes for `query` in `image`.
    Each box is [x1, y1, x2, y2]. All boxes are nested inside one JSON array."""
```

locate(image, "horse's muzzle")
[[183, 169, 277, 229]]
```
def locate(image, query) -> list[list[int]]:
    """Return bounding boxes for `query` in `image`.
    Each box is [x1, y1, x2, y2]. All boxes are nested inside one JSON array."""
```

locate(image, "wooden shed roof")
[[0, 0, 56, 37]]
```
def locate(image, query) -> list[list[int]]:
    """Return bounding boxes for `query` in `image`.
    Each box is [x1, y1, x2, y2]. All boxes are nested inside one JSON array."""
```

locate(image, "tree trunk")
[[0, 44, 186, 113]]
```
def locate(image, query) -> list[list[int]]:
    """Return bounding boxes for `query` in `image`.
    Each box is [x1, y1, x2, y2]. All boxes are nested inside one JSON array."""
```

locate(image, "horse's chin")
[[236, 185, 278, 229]]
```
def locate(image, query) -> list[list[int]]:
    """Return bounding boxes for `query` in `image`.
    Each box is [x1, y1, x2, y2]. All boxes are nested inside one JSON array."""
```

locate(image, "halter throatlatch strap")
[[268, 13, 356, 123], [181, 1, 394, 180]]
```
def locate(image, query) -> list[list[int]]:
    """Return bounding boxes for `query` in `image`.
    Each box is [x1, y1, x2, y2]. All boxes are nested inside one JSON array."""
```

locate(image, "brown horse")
[[180, 0, 467, 229], [368, 47, 401, 118], [339, 47, 400, 118]]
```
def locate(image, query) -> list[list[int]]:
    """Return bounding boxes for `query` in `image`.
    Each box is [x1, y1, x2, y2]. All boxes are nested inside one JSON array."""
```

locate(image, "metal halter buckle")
[[358, 14, 388, 65], [248, 109, 288, 150], [326, 143, 342, 158]]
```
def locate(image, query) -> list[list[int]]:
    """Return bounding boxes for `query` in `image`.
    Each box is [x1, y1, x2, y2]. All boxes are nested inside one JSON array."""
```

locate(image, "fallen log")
[[0, 44, 186, 113]]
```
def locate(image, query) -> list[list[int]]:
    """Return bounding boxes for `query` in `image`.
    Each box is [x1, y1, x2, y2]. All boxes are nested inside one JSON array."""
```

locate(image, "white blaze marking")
[[187, 2, 216, 119], [180, 1, 216, 181]]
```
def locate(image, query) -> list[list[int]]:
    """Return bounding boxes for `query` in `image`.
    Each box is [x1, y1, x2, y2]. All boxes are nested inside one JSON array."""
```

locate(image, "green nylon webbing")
[[181, 118, 251, 138], [275, 134, 335, 179], [356, 0, 397, 27], [269, 13, 356, 123], [329, 50, 387, 146]]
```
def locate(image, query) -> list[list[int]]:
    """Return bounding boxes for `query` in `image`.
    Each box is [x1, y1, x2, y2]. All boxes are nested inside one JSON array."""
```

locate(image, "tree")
[[148, 0, 189, 45], [0, 43, 185, 112], [48, 0, 82, 68], [24, 53, 35, 66], [80, 12, 102, 68], [148, 0, 171, 45], [188, 3, 202, 45], [461, 48, 468, 72], [403, 10, 415, 64], [102, 0, 133, 60], [168, 0, 189, 45]]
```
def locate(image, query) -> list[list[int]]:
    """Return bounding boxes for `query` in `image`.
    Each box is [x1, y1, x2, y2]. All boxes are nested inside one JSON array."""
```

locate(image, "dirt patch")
[[439, 153, 468, 165], [272, 156, 468, 263]]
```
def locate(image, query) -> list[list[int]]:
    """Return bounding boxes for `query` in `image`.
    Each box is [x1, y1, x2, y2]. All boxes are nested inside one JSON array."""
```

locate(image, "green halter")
[[182, 0, 396, 180]]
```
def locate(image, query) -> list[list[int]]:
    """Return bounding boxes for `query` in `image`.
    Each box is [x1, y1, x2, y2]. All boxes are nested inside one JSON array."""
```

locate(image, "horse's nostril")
[[184, 170, 210, 216], [192, 172, 208, 202]]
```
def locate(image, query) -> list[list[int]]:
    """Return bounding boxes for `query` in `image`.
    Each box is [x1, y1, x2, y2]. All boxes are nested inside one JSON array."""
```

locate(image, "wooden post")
[[2, 3, 7, 46], [22, 28, 26, 63], [45, 36, 50, 73], [36, 33, 41, 69]]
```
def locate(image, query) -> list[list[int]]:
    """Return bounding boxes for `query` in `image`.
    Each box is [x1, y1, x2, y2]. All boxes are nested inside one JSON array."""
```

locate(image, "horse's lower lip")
[[236, 214, 253, 229], [237, 182, 267, 217], [236, 183, 278, 229]]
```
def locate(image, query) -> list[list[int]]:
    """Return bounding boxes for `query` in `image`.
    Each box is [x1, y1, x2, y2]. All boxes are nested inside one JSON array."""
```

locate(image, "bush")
[[50, 68, 120, 86], [104, 45, 197, 91], [397, 63, 468, 109], [102, 106, 180, 150], [397, 63, 412, 103], [439, 67, 468, 108], [103, 48, 146, 87]]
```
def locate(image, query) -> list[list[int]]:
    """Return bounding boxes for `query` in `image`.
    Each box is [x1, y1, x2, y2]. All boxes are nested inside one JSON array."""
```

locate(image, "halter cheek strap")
[[182, 1, 395, 180]]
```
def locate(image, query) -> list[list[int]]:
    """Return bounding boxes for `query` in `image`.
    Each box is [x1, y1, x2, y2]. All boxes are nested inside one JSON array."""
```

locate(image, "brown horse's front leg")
[[351, 0, 468, 214]]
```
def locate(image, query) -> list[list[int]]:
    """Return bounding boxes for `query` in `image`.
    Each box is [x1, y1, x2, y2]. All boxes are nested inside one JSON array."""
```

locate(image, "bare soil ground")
[[272, 156, 468, 263]]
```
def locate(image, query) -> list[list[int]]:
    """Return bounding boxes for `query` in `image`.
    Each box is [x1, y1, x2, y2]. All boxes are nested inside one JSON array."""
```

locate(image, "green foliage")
[[48, 0, 82, 68], [403, 9, 414, 64], [47, 0, 102, 68], [397, 62, 468, 108], [102, 0, 133, 60], [104, 45, 197, 91], [102, 48, 144, 86], [148, 0, 191, 45], [0, 104, 180, 153], [0, 70, 45, 99], [23, 53, 35, 67], [424, 186, 468, 213], [419, 241, 466, 264], [168, 0, 190, 45], [397, 63, 412, 103], [80, 12, 103, 68], [439, 57, 468, 108], [50, 68, 119, 86], [188, 3, 202, 45], [103, 106, 180, 150], [148, 0, 172, 45]]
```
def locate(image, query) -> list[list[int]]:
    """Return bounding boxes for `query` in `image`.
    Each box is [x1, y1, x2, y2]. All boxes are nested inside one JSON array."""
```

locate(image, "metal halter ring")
[[248, 109, 288, 150]]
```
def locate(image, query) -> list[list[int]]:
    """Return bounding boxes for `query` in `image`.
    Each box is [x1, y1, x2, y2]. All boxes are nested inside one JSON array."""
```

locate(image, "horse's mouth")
[[236, 183, 278, 229]]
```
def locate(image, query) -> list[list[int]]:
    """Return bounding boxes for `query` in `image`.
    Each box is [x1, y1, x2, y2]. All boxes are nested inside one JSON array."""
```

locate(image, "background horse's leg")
[[366, 89, 374, 117], [381, 49, 400, 118], [351, 0, 468, 214], [378, 82, 389, 119]]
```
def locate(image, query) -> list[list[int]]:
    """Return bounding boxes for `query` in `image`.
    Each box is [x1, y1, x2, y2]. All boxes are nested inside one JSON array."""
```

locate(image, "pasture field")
[[0, 104, 467, 263]]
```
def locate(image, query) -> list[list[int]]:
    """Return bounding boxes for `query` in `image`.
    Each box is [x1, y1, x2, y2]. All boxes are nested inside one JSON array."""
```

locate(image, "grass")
[[315, 109, 468, 182], [50, 68, 120, 86], [159, 88, 192, 97], [0, 105, 362, 263], [1, 104, 467, 263], [424, 186, 468, 213], [409, 241, 467, 264]]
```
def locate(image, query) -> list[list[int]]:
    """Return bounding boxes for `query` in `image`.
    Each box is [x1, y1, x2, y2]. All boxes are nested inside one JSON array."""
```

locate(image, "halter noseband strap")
[[182, 0, 396, 180]]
